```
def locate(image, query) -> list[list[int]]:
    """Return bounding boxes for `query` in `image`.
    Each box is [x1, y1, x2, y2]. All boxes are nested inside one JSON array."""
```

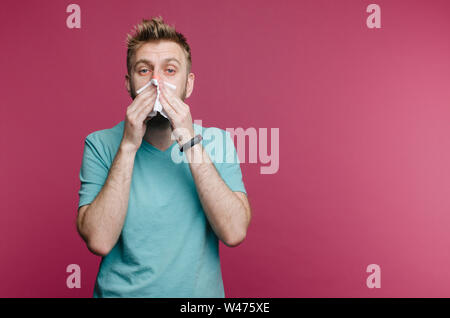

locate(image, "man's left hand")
[[159, 81, 195, 146]]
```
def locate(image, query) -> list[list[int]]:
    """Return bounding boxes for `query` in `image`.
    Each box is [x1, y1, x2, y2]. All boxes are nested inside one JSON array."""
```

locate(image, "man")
[[76, 16, 251, 297]]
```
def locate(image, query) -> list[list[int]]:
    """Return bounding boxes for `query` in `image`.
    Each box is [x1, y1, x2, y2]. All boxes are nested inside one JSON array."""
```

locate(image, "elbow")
[[223, 230, 247, 248], [223, 209, 251, 248], [86, 238, 112, 257], [76, 213, 112, 257]]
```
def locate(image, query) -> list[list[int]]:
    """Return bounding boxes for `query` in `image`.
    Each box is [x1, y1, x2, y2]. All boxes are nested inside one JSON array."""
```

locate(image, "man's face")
[[127, 40, 191, 101], [126, 40, 194, 129]]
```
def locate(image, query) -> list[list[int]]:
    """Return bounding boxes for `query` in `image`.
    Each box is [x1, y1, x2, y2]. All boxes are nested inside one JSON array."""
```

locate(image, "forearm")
[[79, 143, 137, 254], [185, 143, 248, 246]]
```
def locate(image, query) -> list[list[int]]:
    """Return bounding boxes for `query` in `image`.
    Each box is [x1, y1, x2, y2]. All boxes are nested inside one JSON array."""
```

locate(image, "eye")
[[166, 68, 176, 74], [139, 68, 150, 75]]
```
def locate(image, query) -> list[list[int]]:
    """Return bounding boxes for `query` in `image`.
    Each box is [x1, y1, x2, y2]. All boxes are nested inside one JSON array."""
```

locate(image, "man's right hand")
[[121, 83, 157, 152]]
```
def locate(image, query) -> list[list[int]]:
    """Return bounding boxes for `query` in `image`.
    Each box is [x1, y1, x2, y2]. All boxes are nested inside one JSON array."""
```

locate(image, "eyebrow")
[[134, 57, 181, 68]]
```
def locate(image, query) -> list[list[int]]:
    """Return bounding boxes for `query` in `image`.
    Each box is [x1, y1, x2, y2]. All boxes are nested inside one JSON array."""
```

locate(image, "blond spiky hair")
[[126, 16, 192, 75]]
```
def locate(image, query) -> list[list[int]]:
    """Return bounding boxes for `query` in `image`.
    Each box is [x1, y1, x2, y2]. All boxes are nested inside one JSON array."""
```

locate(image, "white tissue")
[[136, 79, 176, 119]]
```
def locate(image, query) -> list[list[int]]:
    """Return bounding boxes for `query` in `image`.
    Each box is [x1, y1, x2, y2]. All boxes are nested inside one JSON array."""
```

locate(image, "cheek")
[[133, 76, 148, 87]]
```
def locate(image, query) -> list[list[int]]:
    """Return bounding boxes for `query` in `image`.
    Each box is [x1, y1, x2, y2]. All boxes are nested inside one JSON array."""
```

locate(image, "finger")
[[135, 94, 155, 120], [135, 80, 154, 95], [128, 86, 156, 114], [135, 83, 156, 102], [159, 91, 178, 121], [161, 82, 188, 111], [160, 84, 188, 113], [136, 94, 157, 121], [128, 89, 153, 113], [138, 85, 156, 100]]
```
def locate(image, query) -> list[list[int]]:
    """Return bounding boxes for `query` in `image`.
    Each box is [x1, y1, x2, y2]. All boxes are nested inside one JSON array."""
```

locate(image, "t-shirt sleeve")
[[216, 130, 247, 195], [78, 134, 110, 210]]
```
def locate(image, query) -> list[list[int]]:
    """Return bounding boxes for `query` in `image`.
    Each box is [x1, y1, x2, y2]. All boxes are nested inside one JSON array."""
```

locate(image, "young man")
[[76, 16, 251, 297]]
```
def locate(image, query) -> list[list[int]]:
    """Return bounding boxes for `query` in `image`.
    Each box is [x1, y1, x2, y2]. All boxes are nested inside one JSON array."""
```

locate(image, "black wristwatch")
[[180, 134, 202, 152]]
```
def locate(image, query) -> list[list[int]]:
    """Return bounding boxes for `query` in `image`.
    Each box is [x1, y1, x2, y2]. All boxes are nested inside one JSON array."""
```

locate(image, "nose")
[[152, 72, 160, 81]]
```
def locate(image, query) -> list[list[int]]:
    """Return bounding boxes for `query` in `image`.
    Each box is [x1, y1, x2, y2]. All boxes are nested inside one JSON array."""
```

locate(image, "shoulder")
[[86, 120, 124, 143], [84, 121, 124, 163]]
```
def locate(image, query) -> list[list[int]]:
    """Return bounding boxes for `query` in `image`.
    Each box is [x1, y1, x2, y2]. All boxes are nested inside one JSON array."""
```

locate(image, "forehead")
[[134, 40, 185, 65]]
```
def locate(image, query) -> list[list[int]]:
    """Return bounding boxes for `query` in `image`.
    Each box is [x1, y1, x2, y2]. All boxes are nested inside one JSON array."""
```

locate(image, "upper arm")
[[78, 135, 110, 209], [234, 191, 251, 225], [77, 204, 90, 233], [214, 129, 247, 194]]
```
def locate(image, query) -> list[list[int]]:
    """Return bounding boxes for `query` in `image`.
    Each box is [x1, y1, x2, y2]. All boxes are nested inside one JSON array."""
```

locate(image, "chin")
[[147, 113, 170, 128]]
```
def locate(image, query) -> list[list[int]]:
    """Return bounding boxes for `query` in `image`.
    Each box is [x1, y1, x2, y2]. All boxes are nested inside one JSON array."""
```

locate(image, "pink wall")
[[1, 0, 450, 297]]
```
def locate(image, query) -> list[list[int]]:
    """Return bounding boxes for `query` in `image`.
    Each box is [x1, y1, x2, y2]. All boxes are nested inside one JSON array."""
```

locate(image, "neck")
[[143, 115, 174, 152]]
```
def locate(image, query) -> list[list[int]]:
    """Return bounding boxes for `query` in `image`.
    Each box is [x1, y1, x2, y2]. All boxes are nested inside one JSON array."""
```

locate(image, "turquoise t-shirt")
[[78, 120, 247, 298]]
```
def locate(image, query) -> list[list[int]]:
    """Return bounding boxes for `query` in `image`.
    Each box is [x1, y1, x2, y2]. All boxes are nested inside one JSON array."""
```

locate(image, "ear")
[[125, 74, 131, 94], [185, 72, 195, 99]]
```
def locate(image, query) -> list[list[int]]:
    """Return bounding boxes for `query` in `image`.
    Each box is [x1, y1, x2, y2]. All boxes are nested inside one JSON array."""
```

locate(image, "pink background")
[[1, 0, 450, 297]]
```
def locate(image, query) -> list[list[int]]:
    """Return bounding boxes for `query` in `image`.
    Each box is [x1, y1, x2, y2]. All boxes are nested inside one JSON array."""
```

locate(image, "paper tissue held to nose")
[[136, 79, 176, 119]]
